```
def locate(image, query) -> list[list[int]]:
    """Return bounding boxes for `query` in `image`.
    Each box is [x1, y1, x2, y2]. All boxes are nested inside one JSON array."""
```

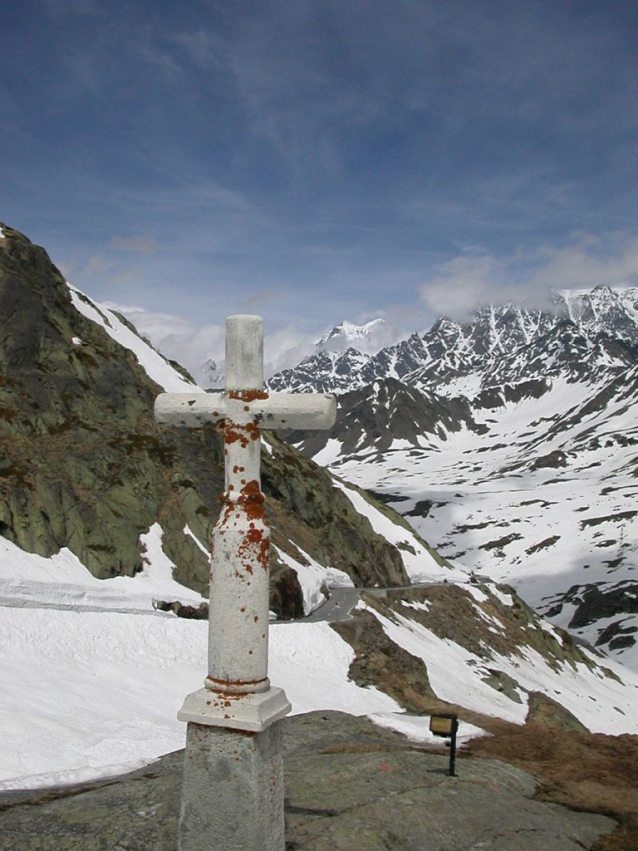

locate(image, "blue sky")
[[2, 0, 638, 376]]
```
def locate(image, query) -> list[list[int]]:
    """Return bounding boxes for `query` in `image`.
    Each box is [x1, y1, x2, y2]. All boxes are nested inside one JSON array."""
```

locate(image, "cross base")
[[178, 686, 291, 733], [179, 720, 285, 851]]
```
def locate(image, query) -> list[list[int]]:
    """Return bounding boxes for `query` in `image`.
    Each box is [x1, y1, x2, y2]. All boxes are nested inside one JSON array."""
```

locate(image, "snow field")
[[332, 478, 468, 583], [364, 604, 638, 735], [0, 526, 408, 790], [0, 606, 406, 790], [327, 376, 638, 670], [0, 526, 205, 612]]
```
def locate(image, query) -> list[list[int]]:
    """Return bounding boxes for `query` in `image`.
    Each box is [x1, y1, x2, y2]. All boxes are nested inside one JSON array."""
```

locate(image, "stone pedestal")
[[178, 720, 285, 851]]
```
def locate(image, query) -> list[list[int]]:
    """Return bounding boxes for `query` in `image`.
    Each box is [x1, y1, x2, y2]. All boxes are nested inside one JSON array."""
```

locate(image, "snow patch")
[[183, 524, 208, 555], [368, 712, 486, 747], [67, 283, 199, 393], [332, 478, 467, 583], [0, 526, 204, 613], [274, 544, 354, 615], [313, 438, 345, 467]]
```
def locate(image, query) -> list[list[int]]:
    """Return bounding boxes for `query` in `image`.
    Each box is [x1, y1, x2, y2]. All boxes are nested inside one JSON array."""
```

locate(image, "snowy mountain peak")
[[315, 318, 388, 353], [269, 287, 638, 398], [556, 286, 638, 343]]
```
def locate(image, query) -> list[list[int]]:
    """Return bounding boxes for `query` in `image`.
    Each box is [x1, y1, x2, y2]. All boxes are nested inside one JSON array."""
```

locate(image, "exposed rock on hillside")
[[332, 583, 636, 734], [0, 224, 441, 616], [285, 377, 486, 461]]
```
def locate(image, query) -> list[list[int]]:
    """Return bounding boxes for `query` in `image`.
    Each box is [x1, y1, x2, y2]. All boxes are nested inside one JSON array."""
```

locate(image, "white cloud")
[[420, 232, 638, 321], [108, 306, 320, 385], [420, 254, 506, 320], [263, 326, 317, 375], [110, 307, 226, 382], [531, 233, 638, 290]]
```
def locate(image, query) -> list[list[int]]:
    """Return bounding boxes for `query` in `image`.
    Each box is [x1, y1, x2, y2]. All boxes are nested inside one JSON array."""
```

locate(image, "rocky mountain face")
[[0, 224, 447, 617], [285, 377, 487, 461], [274, 289, 638, 668], [268, 289, 638, 397]]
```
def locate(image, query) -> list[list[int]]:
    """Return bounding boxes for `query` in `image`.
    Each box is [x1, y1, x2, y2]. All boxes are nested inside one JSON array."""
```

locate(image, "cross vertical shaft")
[[207, 315, 270, 694]]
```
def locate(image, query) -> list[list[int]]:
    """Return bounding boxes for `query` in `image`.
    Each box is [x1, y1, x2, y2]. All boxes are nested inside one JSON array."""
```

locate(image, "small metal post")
[[448, 716, 458, 777], [429, 712, 459, 777]]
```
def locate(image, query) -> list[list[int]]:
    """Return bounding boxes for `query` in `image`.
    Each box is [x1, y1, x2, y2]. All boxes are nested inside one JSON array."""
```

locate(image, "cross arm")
[[253, 393, 336, 430], [154, 391, 337, 431], [154, 393, 228, 428]]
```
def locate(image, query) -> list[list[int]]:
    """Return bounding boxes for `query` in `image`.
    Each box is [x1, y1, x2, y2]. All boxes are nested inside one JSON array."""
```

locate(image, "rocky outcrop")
[[0, 712, 617, 851], [0, 224, 216, 592]]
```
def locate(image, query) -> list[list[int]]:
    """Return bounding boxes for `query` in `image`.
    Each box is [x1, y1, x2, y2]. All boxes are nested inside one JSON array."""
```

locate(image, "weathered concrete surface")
[[179, 721, 285, 851], [0, 712, 616, 851]]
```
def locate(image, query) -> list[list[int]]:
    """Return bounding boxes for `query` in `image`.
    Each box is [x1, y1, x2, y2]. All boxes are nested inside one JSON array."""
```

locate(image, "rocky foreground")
[[0, 711, 627, 851]]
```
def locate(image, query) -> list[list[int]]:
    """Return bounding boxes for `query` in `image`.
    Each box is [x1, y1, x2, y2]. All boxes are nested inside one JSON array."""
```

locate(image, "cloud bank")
[[420, 232, 638, 321]]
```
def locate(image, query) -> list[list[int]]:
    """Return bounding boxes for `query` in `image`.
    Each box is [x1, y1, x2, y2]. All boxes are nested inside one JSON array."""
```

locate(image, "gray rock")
[[0, 712, 615, 851]]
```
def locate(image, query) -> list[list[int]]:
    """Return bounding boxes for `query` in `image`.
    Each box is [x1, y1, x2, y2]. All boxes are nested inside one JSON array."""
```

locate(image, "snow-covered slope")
[[303, 371, 638, 670], [2, 531, 638, 792], [0, 534, 400, 790], [68, 284, 200, 394], [359, 585, 638, 735]]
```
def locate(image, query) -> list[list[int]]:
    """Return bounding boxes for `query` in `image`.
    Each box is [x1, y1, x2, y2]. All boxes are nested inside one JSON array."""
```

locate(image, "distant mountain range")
[[268, 288, 638, 396], [272, 287, 638, 670]]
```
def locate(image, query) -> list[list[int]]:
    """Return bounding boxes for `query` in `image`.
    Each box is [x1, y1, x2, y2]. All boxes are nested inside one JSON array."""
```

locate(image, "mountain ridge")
[[268, 287, 638, 397]]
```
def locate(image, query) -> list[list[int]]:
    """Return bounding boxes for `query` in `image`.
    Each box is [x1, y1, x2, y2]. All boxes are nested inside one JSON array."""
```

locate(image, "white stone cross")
[[155, 315, 336, 851], [155, 314, 336, 730]]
